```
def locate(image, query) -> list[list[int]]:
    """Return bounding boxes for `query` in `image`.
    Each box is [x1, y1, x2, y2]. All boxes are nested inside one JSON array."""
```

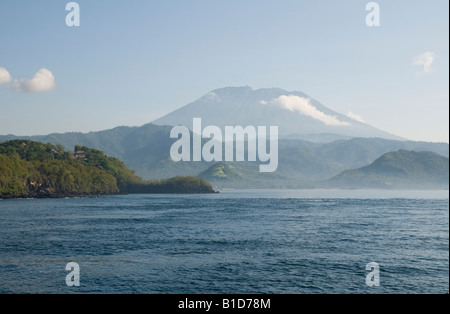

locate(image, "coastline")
[[0, 189, 219, 200]]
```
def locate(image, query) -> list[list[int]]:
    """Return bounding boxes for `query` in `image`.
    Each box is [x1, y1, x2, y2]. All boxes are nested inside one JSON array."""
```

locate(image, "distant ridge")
[[1, 87, 448, 188], [0, 125, 448, 188], [328, 150, 449, 189]]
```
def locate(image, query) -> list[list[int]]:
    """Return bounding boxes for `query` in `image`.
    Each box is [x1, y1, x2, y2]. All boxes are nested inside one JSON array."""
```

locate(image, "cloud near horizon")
[[273, 95, 350, 126], [0, 67, 12, 84], [413, 52, 435, 74], [9, 68, 56, 93]]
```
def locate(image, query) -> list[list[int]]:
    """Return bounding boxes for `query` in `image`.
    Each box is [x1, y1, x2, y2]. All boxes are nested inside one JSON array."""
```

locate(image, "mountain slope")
[[328, 150, 449, 189], [0, 140, 215, 198], [1, 86, 448, 188], [152, 86, 404, 141], [199, 163, 243, 181], [1, 127, 448, 187]]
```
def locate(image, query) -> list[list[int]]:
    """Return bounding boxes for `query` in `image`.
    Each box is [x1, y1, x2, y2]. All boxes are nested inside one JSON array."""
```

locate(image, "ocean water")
[[0, 190, 448, 294]]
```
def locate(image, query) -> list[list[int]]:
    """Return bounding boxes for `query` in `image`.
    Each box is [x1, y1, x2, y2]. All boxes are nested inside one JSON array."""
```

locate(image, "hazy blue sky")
[[0, 0, 448, 142]]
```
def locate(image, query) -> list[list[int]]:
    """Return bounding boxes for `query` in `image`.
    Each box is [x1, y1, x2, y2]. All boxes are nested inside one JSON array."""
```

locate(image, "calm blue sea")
[[0, 190, 448, 294]]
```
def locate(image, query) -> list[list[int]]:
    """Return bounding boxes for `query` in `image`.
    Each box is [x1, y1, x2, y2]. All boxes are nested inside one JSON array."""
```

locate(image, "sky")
[[0, 0, 448, 143]]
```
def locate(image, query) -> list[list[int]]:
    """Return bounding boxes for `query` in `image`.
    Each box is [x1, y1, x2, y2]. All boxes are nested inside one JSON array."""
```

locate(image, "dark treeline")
[[0, 140, 215, 199]]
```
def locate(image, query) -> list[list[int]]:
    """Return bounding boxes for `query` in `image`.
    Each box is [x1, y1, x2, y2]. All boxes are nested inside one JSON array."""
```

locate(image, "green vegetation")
[[199, 163, 243, 181], [0, 140, 215, 198], [2, 125, 448, 189], [328, 150, 449, 189], [127, 176, 218, 194]]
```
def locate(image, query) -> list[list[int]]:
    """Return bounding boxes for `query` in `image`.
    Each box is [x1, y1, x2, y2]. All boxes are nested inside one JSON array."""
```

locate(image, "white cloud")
[[413, 52, 435, 74], [273, 95, 350, 126], [259, 100, 268, 105], [9, 68, 56, 92], [0, 67, 12, 84], [346, 111, 366, 123]]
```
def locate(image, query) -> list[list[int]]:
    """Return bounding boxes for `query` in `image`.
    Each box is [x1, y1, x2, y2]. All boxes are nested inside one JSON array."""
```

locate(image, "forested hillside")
[[328, 150, 449, 189], [0, 140, 215, 198]]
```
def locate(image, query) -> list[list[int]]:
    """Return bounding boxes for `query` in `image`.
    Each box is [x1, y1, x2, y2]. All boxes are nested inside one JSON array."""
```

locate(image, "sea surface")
[[0, 190, 448, 294]]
